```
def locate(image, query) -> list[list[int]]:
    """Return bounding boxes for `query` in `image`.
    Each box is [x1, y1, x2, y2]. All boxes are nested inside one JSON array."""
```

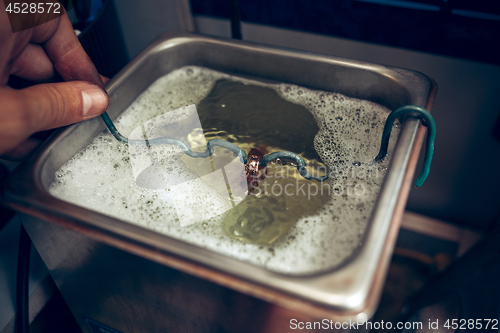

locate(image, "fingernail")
[[82, 88, 108, 118]]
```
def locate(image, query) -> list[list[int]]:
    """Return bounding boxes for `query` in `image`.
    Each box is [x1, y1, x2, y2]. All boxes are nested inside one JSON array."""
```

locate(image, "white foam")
[[48, 66, 399, 274]]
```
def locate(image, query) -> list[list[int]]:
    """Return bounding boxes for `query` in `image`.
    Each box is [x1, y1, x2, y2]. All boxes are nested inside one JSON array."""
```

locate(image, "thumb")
[[0, 81, 108, 155], [18, 81, 109, 130]]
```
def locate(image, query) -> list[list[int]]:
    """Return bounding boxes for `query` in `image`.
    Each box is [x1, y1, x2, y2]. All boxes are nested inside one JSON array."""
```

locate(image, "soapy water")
[[49, 66, 399, 274]]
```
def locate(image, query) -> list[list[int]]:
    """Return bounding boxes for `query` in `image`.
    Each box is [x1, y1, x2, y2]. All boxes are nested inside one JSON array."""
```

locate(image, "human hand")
[[0, 3, 109, 159]]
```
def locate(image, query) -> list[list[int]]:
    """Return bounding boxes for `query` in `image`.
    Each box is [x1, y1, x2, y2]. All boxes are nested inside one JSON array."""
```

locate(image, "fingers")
[[6, 11, 104, 88], [10, 43, 55, 81], [0, 81, 108, 155], [1, 4, 60, 84], [40, 14, 104, 89]]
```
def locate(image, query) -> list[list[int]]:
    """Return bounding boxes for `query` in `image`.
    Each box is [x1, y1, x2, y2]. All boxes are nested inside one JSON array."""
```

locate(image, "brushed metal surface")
[[2, 32, 436, 327], [18, 213, 275, 333]]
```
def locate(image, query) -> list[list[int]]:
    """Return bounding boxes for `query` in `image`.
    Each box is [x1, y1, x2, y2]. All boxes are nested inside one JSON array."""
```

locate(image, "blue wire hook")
[[374, 105, 435, 187], [100, 103, 435, 186]]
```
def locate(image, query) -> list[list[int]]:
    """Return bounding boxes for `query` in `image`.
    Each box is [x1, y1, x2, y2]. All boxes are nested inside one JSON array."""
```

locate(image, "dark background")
[[191, 0, 500, 66]]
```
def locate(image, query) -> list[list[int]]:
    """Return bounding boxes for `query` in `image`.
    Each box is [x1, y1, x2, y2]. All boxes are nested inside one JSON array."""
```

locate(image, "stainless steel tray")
[[2, 32, 436, 321]]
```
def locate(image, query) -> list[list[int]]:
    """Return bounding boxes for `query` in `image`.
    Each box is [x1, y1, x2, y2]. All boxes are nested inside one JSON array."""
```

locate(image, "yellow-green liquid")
[[182, 80, 329, 244]]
